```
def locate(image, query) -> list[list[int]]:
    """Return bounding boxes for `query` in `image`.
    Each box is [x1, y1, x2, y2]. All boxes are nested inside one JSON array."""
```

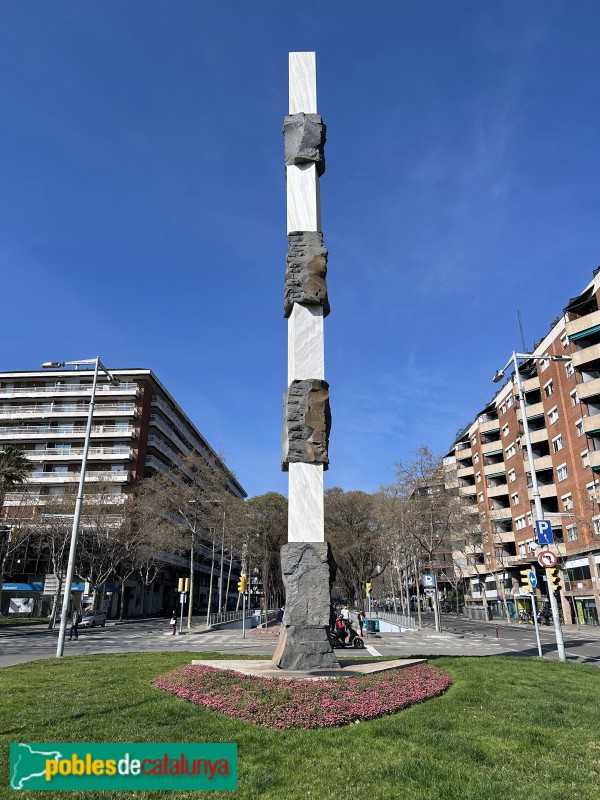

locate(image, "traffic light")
[[547, 567, 561, 593], [366, 582, 372, 597], [177, 577, 190, 593], [520, 568, 533, 593], [237, 573, 247, 593]]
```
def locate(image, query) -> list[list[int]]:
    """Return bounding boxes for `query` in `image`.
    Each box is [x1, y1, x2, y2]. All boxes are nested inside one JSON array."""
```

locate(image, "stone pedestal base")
[[272, 541, 339, 670]]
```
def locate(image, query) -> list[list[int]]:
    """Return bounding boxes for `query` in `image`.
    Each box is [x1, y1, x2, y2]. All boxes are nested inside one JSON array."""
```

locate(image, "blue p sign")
[[535, 519, 554, 545]]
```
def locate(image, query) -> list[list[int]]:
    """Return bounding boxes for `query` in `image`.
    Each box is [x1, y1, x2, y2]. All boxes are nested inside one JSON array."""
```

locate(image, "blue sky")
[[1, 2, 600, 498]]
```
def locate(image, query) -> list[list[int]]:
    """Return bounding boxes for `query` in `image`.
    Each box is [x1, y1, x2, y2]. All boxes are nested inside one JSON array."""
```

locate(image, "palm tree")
[[0, 445, 33, 514]]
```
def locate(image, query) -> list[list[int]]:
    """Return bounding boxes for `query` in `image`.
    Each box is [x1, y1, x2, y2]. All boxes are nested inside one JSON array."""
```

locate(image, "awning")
[[570, 323, 600, 341], [487, 471, 506, 478], [484, 449, 503, 457]]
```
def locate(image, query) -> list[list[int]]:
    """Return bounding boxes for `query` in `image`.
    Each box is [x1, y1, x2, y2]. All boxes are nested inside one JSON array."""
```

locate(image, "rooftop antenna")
[[517, 308, 527, 352]]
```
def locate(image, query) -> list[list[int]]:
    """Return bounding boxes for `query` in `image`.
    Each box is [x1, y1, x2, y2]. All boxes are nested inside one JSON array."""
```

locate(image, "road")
[[1, 615, 599, 668]]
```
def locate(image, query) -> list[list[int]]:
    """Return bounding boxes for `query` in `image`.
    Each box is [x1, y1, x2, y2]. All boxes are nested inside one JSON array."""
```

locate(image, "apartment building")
[[0, 367, 246, 617], [447, 268, 600, 627]]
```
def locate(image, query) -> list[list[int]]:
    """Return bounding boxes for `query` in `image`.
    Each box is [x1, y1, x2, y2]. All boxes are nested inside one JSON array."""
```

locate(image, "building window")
[[540, 356, 550, 372], [511, 492, 519, 506], [548, 406, 559, 425], [566, 362, 574, 378], [472, 435, 477, 446], [502, 424, 509, 438], [566, 524, 579, 542], [526, 512, 533, 526], [593, 516, 600, 536], [587, 481, 599, 500], [560, 333, 569, 349], [544, 380, 554, 398], [474, 452, 479, 463], [507, 395, 514, 408], [552, 434, 563, 453], [478, 492, 484, 503], [508, 469, 516, 483], [505, 444, 516, 459], [575, 420, 584, 437], [476, 471, 481, 483], [557, 463, 568, 482], [519, 541, 527, 556], [582, 450, 590, 468], [570, 390, 579, 406], [515, 516, 526, 530], [527, 538, 537, 551], [562, 493, 573, 511], [499, 403, 506, 415]]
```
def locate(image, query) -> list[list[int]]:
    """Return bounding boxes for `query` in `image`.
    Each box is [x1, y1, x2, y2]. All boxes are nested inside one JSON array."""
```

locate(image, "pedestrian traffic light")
[[547, 567, 561, 593], [237, 574, 247, 593], [366, 582, 372, 597], [520, 568, 533, 593]]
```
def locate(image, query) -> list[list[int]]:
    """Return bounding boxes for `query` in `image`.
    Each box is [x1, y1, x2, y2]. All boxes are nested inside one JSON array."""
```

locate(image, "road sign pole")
[[515, 353, 566, 661], [530, 592, 543, 657], [242, 592, 246, 639]]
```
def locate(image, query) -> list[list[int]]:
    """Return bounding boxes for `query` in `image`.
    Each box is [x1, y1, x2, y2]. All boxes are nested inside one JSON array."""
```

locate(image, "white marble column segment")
[[289, 52, 317, 115], [288, 462, 324, 542], [287, 164, 321, 233], [288, 304, 324, 383]]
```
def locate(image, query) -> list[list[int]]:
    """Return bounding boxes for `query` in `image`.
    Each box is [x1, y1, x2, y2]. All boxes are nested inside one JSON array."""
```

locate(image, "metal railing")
[[375, 611, 416, 629], [0, 403, 137, 417], [206, 609, 253, 627], [0, 383, 139, 397], [0, 424, 136, 437]]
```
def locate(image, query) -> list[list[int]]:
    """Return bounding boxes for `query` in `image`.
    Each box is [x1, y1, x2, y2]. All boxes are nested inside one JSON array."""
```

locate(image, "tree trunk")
[[498, 570, 512, 623], [188, 529, 196, 630], [413, 556, 422, 629], [225, 551, 233, 613], [48, 576, 63, 630], [119, 577, 127, 621], [205, 536, 216, 628]]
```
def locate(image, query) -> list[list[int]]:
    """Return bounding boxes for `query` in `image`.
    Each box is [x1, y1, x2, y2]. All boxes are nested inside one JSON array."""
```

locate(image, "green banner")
[[10, 743, 237, 791]]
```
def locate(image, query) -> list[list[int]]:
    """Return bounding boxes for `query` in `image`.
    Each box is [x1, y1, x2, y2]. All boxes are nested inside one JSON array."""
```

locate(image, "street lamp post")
[[43, 358, 118, 658], [493, 351, 569, 662]]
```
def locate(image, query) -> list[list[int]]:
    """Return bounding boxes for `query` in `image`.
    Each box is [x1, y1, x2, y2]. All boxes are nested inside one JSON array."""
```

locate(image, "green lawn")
[[1, 652, 599, 800]]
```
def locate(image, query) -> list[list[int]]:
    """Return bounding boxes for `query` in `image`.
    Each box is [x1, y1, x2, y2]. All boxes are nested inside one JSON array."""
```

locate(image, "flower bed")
[[154, 663, 451, 729]]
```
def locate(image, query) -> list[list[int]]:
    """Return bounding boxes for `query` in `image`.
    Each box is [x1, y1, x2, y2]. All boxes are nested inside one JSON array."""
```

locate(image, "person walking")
[[69, 608, 80, 641], [170, 612, 177, 635], [276, 605, 285, 635], [357, 609, 365, 636]]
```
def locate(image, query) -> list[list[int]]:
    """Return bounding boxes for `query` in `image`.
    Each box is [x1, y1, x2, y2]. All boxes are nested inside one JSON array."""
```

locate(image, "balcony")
[[455, 446, 472, 460], [25, 446, 133, 461], [458, 484, 477, 496], [517, 401, 544, 421], [481, 441, 502, 455], [572, 342, 600, 370], [493, 529, 515, 543], [479, 419, 500, 434], [524, 454, 553, 472], [484, 463, 506, 476], [489, 508, 512, 520], [457, 464, 474, 478], [28, 470, 130, 484], [0, 424, 137, 440], [588, 450, 600, 470], [0, 382, 140, 399], [528, 483, 557, 500], [487, 484, 509, 498], [148, 415, 190, 455], [522, 376, 540, 392], [527, 427, 548, 444], [0, 403, 137, 420], [583, 414, 600, 435], [566, 308, 600, 340], [2, 491, 127, 506], [151, 396, 205, 452], [146, 435, 182, 465], [577, 377, 600, 402]]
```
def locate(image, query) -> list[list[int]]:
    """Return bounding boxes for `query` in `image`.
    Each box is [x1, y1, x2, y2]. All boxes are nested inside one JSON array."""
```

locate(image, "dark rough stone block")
[[283, 113, 326, 176], [282, 379, 330, 471], [284, 231, 330, 318], [272, 542, 339, 671]]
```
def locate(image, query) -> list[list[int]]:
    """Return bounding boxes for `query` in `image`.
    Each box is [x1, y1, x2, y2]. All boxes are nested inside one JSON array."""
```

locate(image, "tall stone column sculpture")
[[273, 52, 338, 670]]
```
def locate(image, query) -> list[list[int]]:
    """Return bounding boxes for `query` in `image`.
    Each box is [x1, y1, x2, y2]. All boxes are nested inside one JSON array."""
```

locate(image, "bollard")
[[495, 625, 499, 638]]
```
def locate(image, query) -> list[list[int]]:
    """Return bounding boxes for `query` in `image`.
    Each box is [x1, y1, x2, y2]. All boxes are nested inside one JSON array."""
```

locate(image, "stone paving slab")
[[190, 657, 427, 680]]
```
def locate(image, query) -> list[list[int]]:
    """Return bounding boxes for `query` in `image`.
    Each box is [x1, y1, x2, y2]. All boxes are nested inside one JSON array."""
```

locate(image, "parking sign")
[[535, 519, 554, 545], [422, 574, 436, 588]]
